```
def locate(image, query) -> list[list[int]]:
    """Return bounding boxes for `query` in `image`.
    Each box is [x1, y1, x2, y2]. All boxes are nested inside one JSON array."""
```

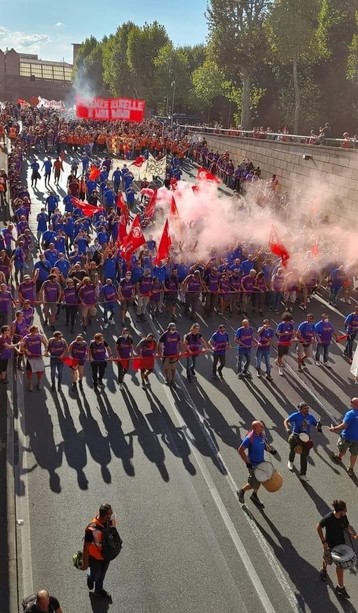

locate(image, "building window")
[[20, 63, 31, 77]]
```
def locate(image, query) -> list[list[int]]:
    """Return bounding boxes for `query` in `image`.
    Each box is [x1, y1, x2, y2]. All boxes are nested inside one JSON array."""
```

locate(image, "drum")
[[254, 462, 283, 492], [294, 432, 310, 454], [262, 469, 283, 492], [254, 461, 274, 483], [331, 544, 357, 569]]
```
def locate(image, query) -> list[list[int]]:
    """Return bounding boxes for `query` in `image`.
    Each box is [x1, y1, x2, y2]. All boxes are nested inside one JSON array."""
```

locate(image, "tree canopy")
[[73, 3, 358, 135]]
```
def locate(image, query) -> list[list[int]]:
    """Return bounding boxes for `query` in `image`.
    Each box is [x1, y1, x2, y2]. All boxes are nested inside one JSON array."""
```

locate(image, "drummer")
[[284, 401, 321, 481], [237, 420, 276, 509], [316, 500, 358, 599]]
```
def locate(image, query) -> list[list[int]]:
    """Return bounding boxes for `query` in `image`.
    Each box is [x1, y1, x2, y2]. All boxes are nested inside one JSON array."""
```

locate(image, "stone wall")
[[191, 133, 358, 226]]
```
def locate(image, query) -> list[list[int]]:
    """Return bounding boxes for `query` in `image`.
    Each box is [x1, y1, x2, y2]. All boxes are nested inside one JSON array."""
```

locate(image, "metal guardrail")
[[180, 125, 358, 150]]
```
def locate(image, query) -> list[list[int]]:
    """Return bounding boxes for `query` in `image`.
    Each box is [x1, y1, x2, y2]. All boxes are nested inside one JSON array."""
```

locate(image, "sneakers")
[[335, 586, 350, 599], [278, 367, 284, 376], [87, 576, 94, 590], [299, 474, 308, 481], [315, 361, 321, 366], [266, 374, 273, 382], [119, 383, 124, 391], [257, 370, 262, 378], [287, 461, 294, 471], [238, 489, 245, 504], [250, 492, 265, 508], [332, 454, 342, 464], [191, 368, 197, 377], [324, 363, 331, 368], [319, 568, 327, 582], [27, 381, 33, 391], [347, 467, 354, 477]]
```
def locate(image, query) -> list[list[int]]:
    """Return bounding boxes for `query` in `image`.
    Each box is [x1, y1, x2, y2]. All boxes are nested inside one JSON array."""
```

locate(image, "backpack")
[[89, 522, 123, 561], [22, 593, 55, 612]]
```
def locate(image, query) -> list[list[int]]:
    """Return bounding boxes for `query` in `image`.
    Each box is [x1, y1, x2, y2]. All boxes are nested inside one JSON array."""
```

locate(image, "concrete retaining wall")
[[191, 133, 358, 226]]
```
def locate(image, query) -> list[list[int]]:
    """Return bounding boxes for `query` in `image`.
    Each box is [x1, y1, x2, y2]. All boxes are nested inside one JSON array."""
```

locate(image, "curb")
[[6, 363, 19, 613]]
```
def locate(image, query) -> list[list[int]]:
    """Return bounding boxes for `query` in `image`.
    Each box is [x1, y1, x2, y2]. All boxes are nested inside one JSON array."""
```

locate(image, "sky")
[[0, 0, 209, 63]]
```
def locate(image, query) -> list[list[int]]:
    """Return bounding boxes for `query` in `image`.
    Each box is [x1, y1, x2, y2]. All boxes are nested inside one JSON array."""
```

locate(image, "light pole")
[[171, 80, 176, 125]]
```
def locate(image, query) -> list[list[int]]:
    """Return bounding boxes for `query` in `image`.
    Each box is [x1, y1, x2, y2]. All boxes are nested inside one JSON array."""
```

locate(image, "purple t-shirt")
[[235, 326, 254, 350], [23, 333, 42, 356], [79, 284, 96, 305], [43, 281, 61, 303], [19, 281, 36, 302], [159, 331, 181, 356], [0, 290, 12, 313]]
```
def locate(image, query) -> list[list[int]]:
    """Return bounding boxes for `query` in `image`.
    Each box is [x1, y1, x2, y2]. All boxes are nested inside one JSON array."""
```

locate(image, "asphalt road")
[[13, 152, 358, 613]]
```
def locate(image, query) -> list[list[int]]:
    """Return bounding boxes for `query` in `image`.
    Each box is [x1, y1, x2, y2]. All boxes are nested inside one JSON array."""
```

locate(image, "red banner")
[[76, 97, 145, 122]]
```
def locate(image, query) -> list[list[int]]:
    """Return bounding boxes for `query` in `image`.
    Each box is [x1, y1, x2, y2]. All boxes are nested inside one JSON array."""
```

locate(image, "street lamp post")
[[171, 80, 176, 125]]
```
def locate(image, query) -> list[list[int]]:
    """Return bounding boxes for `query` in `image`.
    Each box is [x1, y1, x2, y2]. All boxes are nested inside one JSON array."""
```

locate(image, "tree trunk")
[[241, 71, 251, 130], [292, 56, 300, 134]]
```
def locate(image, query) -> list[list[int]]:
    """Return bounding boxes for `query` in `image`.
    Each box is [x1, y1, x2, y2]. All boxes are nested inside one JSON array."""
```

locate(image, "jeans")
[[184, 292, 200, 317], [329, 285, 341, 304], [65, 305, 77, 328], [88, 557, 110, 592], [103, 302, 115, 322], [212, 354, 225, 373], [50, 358, 64, 384], [345, 333, 357, 359], [237, 350, 251, 374], [91, 362, 106, 385], [272, 291, 282, 311], [186, 354, 197, 374], [315, 343, 329, 363], [256, 349, 271, 374]]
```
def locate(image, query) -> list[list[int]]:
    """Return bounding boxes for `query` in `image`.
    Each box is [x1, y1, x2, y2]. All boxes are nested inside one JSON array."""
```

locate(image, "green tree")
[[127, 22, 170, 105], [206, 0, 272, 128], [266, 0, 320, 133], [102, 22, 137, 97], [154, 43, 191, 114]]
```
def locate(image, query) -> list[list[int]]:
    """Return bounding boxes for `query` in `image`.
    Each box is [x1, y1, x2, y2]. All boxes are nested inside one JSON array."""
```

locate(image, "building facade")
[[0, 48, 73, 102]]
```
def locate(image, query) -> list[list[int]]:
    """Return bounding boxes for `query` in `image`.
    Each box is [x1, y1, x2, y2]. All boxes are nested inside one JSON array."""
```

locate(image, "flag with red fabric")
[[155, 219, 172, 264], [130, 156, 146, 167], [71, 198, 104, 217], [116, 192, 130, 223], [169, 195, 179, 219], [117, 213, 128, 246], [192, 185, 199, 193], [62, 357, 79, 367], [120, 215, 146, 260], [269, 226, 290, 267], [196, 167, 221, 184], [144, 190, 157, 219]]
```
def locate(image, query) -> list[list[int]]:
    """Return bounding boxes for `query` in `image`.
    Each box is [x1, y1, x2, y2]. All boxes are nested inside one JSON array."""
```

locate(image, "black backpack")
[[22, 593, 55, 612], [89, 522, 123, 561]]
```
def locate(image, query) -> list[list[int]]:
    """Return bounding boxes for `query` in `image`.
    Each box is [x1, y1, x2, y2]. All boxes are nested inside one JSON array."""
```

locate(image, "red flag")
[[269, 226, 290, 267], [155, 219, 172, 263], [62, 357, 79, 367], [169, 195, 179, 219], [116, 192, 129, 223], [144, 190, 157, 219], [196, 167, 221, 184], [130, 156, 146, 167], [192, 185, 199, 193], [311, 240, 319, 257], [120, 215, 146, 260], [72, 198, 104, 217], [117, 213, 128, 246]]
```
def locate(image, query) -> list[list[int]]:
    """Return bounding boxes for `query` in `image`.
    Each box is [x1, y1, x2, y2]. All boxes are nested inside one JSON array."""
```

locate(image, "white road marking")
[[144, 315, 304, 613]]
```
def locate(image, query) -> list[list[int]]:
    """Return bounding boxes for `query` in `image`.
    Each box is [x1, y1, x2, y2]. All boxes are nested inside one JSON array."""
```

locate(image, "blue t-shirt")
[[86, 180, 97, 195], [37, 212, 48, 232], [112, 169, 122, 183], [298, 321, 315, 343], [315, 320, 334, 344], [210, 331, 229, 355], [241, 259, 254, 275], [55, 258, 70, 277], [43, 160, 52, 173], [241, 432, 265, 466], [342, 409, 358, 441], [345, 313, 358, 335], [287, 412, 317, 434], [46, 195, 59, 212], [235, 326, 254, 351], [257, 326, 274, 350]]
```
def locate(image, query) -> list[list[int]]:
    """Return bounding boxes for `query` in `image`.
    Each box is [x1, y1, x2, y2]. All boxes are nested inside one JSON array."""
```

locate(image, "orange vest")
[[87, 517, 105, 560], [9, 127, 17, 138]]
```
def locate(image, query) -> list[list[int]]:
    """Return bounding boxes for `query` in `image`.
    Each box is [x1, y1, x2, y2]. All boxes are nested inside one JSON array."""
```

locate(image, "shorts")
[[323, 549, 333, 565], [337, 437, 358, 456], [248, 471, 261, 491], [43, 303, 57, 317], [165, 294, 177, 305], [297, 343, 313, 359], [81, 305, 97, 318], [163, 356, 178, 367], [0, 358, 8, 373], [277, 344, 289, 357], [283, 291, 296, 303]]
